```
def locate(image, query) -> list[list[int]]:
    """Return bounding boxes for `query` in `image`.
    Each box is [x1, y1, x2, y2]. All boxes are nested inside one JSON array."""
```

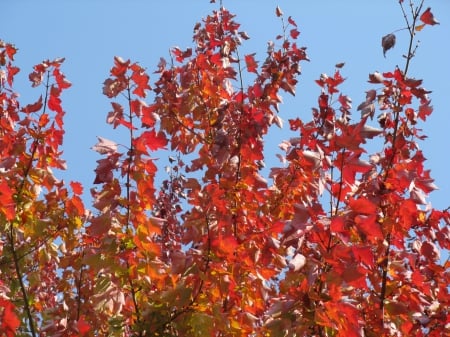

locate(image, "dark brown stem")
[[379, 0, 424, 326], [9, 227, 36, 337], [232, 48, 246, 238], [125, 84, 142, 332], [75, 253, 85, 321]]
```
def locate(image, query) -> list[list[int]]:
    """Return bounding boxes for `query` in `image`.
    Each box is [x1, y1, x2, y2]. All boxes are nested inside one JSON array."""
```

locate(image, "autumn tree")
[[0, 0, 448, 336]]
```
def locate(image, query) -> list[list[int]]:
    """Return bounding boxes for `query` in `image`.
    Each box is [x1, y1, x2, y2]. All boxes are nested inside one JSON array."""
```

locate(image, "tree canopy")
[[0, 1, 448, 336]]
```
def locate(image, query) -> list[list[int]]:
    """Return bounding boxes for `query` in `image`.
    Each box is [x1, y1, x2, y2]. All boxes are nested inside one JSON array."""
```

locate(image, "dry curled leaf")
[[381, 33, 396, 57]]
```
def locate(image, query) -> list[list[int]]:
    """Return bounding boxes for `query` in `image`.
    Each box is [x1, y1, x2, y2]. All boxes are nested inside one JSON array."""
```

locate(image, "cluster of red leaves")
[[0, 3, 449, 337], [0, 40, 89, 336], [268, 63, 449, 336]]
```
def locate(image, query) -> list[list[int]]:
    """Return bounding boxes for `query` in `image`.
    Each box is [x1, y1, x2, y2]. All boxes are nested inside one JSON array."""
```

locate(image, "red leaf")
[[250, 83, 263, 99], [290, 28, 300, 39], [77, 316, 91, 335], [418, 102, 432, 121], [29, 70, 44, 87], [244, 54, 258, 73], [131, 64, 151, 98], [6, 63, 19, 87], [106, 102, 124, 128], [352, 246, 374, 268], [349, 197, 377, 215], [118, 118, 137, 130], [48, 86, 63, 114], [5, 44, 17, 61], [111, 56, 130, 77], [103, 77, 127, 98], [141, 104, 158, 127], [53, 67, 71, 89], [420, 7, 439, 25], [137, 130, 167, 152], [0, 180, 16, 221], [22, 96, 43, 114], [275, 6, 283, 17], [0, 298, 20, 337], [330, 216, 345, 233], [70, 181, 84, 195], [355, 214, 383, 242], [288, 16, 297, 27]]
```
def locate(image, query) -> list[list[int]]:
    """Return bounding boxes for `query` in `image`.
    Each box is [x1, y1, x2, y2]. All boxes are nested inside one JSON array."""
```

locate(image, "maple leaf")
[[355, 214, 383, 242], [349, 197, 377, 215], [245, 54, 258, 73], [106, 102, 124, 128], [212, 235, 238, 257], [21, 95, 43, 114], [4, 43, 17, 61], [29, 69, 44, 87], [53, 67, 71, 89], [131, 63, 151, 98], [136, 130, 168, 152], [0, 180, 16, 220], [290, 28, 300, 39], [92, 136, 118, 154], [48, 86, 63, 114], [418, 101, 433, 121], [0, 298, 20, 337], [70, 181, 84, 195], [6, 63, 19, 87], [420, 7, 439, 25], [103, 77, 127, 98]]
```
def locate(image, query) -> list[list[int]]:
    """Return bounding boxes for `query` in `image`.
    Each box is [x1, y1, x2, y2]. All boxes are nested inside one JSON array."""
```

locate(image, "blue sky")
[[2, 0, 449, 210]]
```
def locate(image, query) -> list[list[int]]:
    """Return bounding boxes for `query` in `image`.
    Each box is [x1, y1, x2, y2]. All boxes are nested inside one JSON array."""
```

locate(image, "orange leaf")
[[70, 181, 83, 195], [212, 235, 238, 256], [415, 23, 425, 31]]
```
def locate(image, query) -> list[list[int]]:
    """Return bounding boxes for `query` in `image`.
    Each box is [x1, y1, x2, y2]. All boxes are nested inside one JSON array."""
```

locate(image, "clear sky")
[[2, 0, 449, 210]]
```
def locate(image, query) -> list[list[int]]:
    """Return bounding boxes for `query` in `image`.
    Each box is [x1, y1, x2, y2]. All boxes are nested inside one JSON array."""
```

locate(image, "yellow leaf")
[[415, 24, 425, 31]]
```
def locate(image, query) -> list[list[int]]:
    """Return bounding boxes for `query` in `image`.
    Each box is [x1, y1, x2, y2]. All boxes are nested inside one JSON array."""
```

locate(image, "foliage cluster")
[[0, 1, 448, 336]]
